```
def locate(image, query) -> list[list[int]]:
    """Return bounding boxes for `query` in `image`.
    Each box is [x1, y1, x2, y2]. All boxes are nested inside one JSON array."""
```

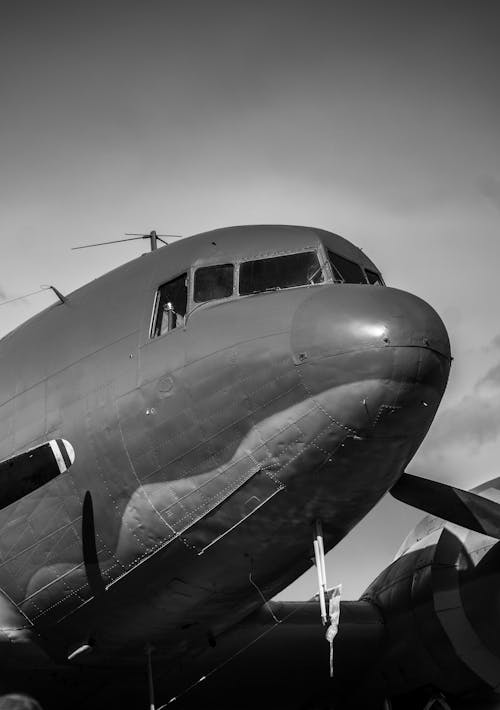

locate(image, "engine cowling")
[[360, 507, 500, 703]]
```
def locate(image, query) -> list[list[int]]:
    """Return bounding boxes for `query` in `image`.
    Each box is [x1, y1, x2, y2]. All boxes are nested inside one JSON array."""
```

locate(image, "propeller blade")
[[391, 472, 500, 538], [0, 439, 75, 509], [82, 491, 105, 597]]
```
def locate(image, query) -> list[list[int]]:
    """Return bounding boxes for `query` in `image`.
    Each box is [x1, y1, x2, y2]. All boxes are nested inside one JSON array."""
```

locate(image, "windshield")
[[239, 251, 324, 295], [194, 264, 234, 303], [327, 251, 366, 284], [365, 268, 384, 285]]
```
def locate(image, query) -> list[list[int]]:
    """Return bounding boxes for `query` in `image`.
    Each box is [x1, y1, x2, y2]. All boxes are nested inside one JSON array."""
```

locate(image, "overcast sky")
[[1, 0, 499, 599]]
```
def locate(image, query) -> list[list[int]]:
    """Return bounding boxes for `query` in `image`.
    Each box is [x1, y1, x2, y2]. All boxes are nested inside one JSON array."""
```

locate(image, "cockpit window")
[[152, 272, 188, 337], [194, 263, 234, 303], [327, 251, 366, 284], [239, 251, 324, 295], [365, 269, 384, 285]]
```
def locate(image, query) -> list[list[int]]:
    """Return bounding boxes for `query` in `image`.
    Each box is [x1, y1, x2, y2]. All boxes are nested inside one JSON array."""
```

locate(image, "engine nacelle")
[[360, 510, 500, 702]]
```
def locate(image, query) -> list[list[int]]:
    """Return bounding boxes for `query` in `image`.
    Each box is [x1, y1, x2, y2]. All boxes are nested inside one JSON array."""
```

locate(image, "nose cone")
[[291, 285, 451, 362], [291, 285, 451, 439]]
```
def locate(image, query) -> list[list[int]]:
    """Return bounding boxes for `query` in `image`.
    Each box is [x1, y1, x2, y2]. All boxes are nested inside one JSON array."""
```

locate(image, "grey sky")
[[1, 0, 499, 599]]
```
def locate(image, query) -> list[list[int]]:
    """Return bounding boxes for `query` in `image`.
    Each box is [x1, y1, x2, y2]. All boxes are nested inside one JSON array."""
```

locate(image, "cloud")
[[429, 393, 500, 449], [490, 334, 500, 350], [478, 362, 500, 389], [413, 352, 500, 476], [478, 175, 500, 213]]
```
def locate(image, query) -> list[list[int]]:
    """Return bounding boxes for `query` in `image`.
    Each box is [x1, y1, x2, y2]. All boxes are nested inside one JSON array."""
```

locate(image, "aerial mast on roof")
[[72, 230, 183, 252], [124, 230, 175, 251]]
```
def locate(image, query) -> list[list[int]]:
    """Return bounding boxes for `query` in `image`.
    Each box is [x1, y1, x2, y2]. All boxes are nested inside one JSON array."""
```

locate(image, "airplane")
[[0, 223, 497, 709]]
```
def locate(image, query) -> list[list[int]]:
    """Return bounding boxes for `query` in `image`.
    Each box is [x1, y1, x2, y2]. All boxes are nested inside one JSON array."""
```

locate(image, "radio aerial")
[[72, 230, 183, 252]]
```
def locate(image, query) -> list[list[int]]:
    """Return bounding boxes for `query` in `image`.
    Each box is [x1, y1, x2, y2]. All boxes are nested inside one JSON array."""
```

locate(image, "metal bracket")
[[313, 519, 328, 625]]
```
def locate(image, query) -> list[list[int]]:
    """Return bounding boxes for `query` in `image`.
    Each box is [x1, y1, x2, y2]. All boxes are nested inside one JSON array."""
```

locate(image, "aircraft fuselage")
[[0, 225, 451, 669]]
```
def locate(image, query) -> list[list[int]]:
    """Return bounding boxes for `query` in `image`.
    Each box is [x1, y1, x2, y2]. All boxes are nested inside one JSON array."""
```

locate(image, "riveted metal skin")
[[0, 225, 451, 707]]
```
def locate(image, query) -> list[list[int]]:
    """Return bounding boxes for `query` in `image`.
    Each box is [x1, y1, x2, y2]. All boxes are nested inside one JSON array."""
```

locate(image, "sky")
[[1, 0, 500, 600]]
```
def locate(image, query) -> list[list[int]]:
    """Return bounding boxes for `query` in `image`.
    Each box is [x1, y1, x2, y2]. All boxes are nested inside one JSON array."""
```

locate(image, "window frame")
[[193, 262, 235, 304], [149, 270, 189, 339], [188, 260, 238, 311], [326, 250, 370, 285], [237, 247, 327, 296], [364, 268, 385, 285]]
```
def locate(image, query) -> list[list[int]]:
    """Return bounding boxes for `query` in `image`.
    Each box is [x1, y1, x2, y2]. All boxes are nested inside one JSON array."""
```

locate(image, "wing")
[[139, 600, 384, 709]]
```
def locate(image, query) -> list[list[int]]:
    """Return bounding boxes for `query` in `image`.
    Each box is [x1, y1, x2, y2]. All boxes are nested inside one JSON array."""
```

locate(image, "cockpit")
[[150, 227, 384, 339]]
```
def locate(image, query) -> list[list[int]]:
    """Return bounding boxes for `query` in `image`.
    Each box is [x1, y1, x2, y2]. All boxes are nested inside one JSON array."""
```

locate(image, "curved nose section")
[[291, 285, 451, 438], [291, 285, 451, 362]]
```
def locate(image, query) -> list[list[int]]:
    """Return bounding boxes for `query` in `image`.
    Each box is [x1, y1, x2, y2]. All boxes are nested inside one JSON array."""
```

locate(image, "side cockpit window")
[[152, 273, 188, 337], [327, 251, 366, 284], [240, 251, 323, 295], [365, 268, 384, 285], [194, 264, 234, 303]]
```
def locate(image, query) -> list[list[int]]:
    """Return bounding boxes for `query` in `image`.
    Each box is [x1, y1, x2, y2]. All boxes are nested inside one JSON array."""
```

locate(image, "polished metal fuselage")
[[0, 226, 450, 671]]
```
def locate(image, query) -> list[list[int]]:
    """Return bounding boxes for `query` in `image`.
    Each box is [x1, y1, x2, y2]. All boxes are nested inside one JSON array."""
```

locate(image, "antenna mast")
[[125, 230, 169, 251], [72, 230, 182, 252]]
